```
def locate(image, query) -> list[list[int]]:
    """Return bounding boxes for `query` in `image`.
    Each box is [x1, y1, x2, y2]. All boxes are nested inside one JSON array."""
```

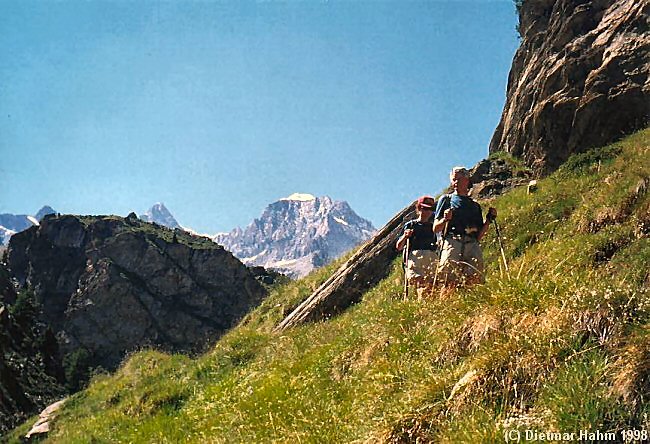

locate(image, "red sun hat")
[[416, 195, 435, 210]]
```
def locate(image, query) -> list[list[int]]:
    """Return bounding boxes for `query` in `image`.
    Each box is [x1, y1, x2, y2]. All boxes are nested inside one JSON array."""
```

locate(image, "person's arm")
[[477, 207, 497, 241], [432, 196, 451, 233], [477, 220, 490, 241], [433, 210, 452, 233], [396, 225, 413, 251]]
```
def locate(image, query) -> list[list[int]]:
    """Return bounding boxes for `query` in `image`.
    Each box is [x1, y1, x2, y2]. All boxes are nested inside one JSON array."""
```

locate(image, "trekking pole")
[[433, 220, 449, 288], [492, 219, 509, 274], [402, 238, 410, 300]]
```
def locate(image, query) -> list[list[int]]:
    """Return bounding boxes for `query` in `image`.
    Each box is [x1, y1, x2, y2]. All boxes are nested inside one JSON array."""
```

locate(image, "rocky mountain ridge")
[[490, 0, 649, 173], [5, 213, 267, 374], [0, 206, 56, 245], [214, 194, 376, 278], [1, 203, 182, 246]]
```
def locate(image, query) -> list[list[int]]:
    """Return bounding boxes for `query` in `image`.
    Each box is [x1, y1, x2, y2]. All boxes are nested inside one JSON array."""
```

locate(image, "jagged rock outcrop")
[[0, 263, 16, 305], [215, 194, 376, 278], [35, 206, 57, 222], [248, 266, 288, 286], [468, 157, 533, 199], [276, 203, 415, 330], [490, 0, 649, 173], [5, 214, 267, 372], [24, 399, 66, 440]]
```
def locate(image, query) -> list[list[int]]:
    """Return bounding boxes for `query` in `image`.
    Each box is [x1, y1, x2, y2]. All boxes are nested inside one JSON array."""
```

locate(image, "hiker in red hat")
[[396, 195, 438, 299]]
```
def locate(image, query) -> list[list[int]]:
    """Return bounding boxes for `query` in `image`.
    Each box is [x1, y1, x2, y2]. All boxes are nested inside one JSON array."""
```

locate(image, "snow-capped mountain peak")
[[281, 193, 316, 202], [139, 203, 181, 229], [0, 205, 57, 245], [214, 194, 375, 278]]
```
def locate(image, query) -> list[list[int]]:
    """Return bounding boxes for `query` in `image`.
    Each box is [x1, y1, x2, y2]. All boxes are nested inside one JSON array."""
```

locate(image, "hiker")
[[433, 167, 497, 287], [396, 195, 438, 298]]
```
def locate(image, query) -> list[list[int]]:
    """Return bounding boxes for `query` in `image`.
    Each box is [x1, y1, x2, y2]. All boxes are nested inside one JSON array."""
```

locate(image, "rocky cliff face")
[[214, 194, 376, 278], [0, 264, 64, 434], [468, 156, 533, 199], [490, 0, 649, 173], [5, 214, 267, 372]]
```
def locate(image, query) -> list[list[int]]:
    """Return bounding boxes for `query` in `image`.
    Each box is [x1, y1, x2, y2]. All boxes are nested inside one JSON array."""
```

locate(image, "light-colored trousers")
[[437, 236, 484, 285], [406, 249, 438, 283]]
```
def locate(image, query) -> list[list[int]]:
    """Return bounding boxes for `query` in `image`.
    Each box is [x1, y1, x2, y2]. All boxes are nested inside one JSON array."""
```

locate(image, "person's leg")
[[421, 250, 438, 299], [437, 238, 463, 294], [462, 241, 484, 285], [406, 250, 428, 299]]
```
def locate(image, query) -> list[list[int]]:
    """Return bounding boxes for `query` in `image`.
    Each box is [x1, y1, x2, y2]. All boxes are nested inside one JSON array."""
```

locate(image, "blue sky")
[[1, 0, 519, 234]]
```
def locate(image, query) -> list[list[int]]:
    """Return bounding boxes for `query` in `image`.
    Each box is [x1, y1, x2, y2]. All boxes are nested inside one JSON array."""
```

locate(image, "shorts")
[[437, 236, 484, 285], [405, 249, 438, 282]]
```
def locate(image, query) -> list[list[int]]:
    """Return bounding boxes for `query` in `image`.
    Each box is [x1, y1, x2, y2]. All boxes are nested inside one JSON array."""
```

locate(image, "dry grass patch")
[[379, 405, 444, 444], [578, 176, 648, 234], [572, 308, 624, 347], [435, 308, 504, 366], [611, 328, 650, 410], [329, 336, 390, 382]]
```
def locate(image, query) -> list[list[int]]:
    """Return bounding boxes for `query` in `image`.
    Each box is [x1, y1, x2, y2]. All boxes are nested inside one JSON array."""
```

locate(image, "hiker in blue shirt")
[[433, 167, 496, 287], [396, 196, 438, 298]]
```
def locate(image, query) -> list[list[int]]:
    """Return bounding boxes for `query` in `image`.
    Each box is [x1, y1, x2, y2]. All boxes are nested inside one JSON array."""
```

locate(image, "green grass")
[[74, 214, 220, 250], [487, 149, 532, 178], [6, 129, 649, 443]]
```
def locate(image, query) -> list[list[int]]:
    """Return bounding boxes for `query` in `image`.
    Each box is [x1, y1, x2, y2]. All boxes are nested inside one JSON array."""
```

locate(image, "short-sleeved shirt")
[[434, 194, 483, 238], [403, 220, 437, 251]]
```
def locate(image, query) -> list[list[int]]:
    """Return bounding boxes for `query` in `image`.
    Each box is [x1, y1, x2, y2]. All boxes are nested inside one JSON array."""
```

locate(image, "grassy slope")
[[8, 129, 649, 443]]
